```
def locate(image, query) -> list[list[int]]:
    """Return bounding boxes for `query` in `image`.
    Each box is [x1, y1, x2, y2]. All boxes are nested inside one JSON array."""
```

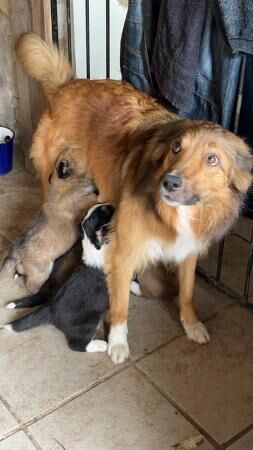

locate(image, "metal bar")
[[197, 266, 253, 311], [243, 227, 253, 302], [66, 0, 72, 64], [215, 239, 225, 281], [231, 232, 251, 245], [106, 0, 110, 78], [51, 0, 59, 45], [85, 0, 90, 79]]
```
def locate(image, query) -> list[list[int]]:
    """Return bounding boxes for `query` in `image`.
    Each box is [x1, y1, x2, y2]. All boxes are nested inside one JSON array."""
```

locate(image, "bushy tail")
[[16, 33, 73, 103], [4, 304, 51, 333]]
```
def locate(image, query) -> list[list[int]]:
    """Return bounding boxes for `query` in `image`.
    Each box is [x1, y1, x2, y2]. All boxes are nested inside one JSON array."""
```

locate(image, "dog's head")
[[48, 147, 99, 214], [130, 120, 252, 239], [81, 203, 115, 268]]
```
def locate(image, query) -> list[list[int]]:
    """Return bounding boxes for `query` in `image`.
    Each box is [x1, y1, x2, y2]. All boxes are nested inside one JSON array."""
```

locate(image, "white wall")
[[72, 0, 127, 79]]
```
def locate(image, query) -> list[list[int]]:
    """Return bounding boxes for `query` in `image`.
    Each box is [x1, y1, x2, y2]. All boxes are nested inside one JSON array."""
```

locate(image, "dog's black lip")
[[163, 193, 200, 206]]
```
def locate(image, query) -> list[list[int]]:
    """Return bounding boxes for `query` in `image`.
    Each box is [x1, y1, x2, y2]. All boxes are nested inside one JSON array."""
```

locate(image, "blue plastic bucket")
[[0, 126, 14, 175]]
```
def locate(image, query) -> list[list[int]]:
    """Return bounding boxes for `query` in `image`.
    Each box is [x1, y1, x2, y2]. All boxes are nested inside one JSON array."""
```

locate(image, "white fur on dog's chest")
[[144, 207, 204, 264]]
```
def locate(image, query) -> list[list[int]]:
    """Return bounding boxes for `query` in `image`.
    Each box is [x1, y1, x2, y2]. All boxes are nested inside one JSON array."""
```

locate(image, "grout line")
[[131, 333, 184, 364], [22, 429, 44, 450], [0, 362, 131, 443], [223, 423, 253, 448], [0, 394, 42, 449], [0, 231, 12, 244], [131, 306, 233, 365], [134, 364, 222, 449], [23, 363, 130, 427]]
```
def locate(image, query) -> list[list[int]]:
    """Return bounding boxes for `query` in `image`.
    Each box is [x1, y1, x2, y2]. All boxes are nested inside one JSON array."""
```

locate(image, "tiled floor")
[[0, 151, 252, 450]]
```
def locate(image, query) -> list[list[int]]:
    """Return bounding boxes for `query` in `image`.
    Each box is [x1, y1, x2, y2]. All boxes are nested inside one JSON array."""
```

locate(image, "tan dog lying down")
[[15, 34, 252, 364], [1, 149, 98, 293]]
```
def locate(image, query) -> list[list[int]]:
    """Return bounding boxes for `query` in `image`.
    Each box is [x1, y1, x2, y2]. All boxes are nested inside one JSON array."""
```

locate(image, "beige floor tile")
[[0, 325, 119, 422], [128, 294, 182, 358], [0, 400, 18, 438], [180, 277, 233, 322], [28, 367, 213, 450], [228, 430, 253, 450], [0, 166, 40, 194], [0, 431, 36, 449], [199, 217, 253, 302], [138, 305, 253, 444], [128, 277, 232, 360]]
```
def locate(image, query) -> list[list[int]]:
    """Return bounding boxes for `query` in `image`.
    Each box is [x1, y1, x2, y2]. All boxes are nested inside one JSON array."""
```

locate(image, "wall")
[[0, 1, 18, 136], [72, 0, 127, 79]]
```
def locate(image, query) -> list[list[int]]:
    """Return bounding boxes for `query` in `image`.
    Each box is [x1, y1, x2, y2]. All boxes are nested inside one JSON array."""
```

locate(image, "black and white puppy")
[[3, 204, 115, 353]]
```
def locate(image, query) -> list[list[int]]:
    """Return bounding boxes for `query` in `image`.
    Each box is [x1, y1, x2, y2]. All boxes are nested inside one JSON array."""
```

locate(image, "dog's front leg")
[[105, 243, 135, 364], [104, 210, 142, 364], [179, 253, 210, 344]]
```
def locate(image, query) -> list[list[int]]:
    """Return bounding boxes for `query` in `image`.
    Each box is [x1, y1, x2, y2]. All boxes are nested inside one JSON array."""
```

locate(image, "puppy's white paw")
[[86, 339, 107, 353], [6, 302, 16, 309], [107, 342, 129, 364], [108, 321, 129, 364], [0, 324, 14, 332], [182, 319, 210, 344], [130, 280, 143, 296]]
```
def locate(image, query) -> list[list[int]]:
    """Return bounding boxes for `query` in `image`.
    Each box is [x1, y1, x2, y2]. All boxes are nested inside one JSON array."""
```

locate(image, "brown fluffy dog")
[[16, 34, 252, 363], [2, 149, 98, 293]]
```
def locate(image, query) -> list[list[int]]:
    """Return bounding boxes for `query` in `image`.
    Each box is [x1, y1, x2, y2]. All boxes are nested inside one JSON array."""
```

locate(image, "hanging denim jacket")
[[121, 0, 242, 129]]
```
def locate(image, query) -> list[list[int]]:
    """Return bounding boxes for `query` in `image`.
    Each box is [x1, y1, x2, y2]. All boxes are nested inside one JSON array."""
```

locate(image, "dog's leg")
[[178, 254, 210, 344], [105, 233, 140, 364], [106, 251, 133, 364]]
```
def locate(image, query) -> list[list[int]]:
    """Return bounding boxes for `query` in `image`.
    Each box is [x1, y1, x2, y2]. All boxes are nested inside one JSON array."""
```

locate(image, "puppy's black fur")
[[5, 204, 114, 352]]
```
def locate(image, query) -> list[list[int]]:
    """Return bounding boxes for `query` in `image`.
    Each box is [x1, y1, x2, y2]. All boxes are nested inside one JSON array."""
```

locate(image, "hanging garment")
[[121, 0, 242, 128], [214, 0, 253, 55]]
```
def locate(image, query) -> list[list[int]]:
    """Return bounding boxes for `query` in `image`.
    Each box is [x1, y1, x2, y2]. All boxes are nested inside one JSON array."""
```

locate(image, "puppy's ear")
[[82, 204, 115, 249], [81, 213, 101, 249]]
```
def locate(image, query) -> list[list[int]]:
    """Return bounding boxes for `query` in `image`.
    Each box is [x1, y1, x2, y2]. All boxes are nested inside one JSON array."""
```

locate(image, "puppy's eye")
[[171, 142, 181, 153], [206, 153, 219, 166]]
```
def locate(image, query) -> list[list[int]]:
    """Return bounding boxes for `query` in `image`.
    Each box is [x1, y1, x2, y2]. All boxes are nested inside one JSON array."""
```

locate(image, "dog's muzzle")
[[160, 173, 200, 206]]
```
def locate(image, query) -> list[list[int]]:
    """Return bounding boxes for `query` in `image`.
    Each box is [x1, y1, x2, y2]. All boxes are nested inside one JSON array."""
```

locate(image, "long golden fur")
[[16, 34, 252, 363]]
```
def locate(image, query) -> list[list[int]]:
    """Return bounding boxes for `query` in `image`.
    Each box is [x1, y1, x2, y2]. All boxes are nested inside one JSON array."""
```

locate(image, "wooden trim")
[[8, 0, 52, 160]]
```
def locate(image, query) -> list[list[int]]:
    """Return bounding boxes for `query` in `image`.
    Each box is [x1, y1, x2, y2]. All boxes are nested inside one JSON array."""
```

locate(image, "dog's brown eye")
[[171, 142, 181, 153], [57, 160, 72, 179], [206, 153, 219, 166]]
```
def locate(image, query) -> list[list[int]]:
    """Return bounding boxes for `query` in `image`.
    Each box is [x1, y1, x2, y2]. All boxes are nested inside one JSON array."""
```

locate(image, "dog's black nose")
[[163, 174, 182, 191]]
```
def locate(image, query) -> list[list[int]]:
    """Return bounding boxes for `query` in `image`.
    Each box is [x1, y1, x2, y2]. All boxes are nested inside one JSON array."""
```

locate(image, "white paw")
[[107, 342, 129, 364], [6, 302, 16, 309], [181, 319, 210, 344], [0, 324, 14, 332], [85, 339, 107, 353], [130, 280, 143, 296], [107, 322, 129, 364]]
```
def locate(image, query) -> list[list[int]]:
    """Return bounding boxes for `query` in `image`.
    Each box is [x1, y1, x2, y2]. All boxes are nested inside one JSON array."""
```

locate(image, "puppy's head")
[[81, 203, 115, 250], [131, 120, 252, 238]]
